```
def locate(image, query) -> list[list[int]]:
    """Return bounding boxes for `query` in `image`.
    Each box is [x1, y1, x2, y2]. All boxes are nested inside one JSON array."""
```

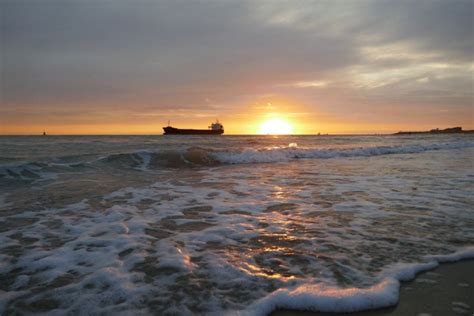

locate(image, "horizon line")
[[2, 128, 472, 137], [0, 132, 424, 137]]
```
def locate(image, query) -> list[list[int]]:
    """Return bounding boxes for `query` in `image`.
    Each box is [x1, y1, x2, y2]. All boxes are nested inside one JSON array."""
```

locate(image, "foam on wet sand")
[[269, 259, 474, 316]]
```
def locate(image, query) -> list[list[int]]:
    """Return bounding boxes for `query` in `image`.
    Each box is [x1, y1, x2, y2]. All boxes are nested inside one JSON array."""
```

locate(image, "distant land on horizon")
[[394, 127, 474, 135]]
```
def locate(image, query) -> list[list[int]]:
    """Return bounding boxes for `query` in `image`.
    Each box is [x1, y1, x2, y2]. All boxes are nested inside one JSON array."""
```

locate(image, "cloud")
[[1, 0, 473, 130], [2, 1, 356, 103]]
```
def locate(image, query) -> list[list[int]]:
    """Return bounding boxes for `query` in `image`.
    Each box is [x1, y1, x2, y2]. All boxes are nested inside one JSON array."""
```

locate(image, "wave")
[[0, 160, 89, 182], [92, 140, 474, 168], [1, 141, 472, 181], [0, 148, 219, 181], [97, 147, 219, 169], [0, 162, 58, 182], [215, 141, 474, 164]]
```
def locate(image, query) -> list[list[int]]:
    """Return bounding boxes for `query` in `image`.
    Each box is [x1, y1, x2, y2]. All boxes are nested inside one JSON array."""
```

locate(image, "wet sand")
[[271, 260, 474, 316]]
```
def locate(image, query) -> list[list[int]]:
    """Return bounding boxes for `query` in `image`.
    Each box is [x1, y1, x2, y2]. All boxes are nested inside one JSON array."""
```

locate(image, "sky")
[[1, 0, 473, 135]]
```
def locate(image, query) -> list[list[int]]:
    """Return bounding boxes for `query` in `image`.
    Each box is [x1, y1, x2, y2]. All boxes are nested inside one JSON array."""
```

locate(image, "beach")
[[1, 134, 473, 315], [3, 0, 474, 314]]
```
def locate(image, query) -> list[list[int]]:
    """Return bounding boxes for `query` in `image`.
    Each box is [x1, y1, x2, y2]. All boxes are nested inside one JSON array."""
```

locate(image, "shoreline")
[[270, 259, 474, 316]]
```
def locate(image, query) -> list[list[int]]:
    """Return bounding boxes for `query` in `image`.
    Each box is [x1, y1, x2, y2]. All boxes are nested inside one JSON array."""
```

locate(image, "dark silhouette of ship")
[[163, 121, 224, 135]]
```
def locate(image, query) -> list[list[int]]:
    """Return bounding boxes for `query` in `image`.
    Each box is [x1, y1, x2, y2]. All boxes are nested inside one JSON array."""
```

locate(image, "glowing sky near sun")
[[259, 118, 293, 135], [1, 1, 473, 135]]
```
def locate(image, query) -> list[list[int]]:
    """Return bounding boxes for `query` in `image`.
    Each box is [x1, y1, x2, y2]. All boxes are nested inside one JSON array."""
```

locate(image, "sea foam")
[[243, 278, 400, 315], [244, 246, 474, 315]]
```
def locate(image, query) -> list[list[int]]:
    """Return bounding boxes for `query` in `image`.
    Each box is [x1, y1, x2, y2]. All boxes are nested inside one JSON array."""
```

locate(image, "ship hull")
[[163, 127, 224, 135]]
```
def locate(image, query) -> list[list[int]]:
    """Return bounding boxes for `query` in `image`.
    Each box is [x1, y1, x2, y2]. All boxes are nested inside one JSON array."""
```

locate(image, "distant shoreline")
[[394, 127, 474, 135]]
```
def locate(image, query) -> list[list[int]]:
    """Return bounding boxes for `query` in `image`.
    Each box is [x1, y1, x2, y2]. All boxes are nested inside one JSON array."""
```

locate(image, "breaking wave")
[[97, 147, 219, 169], [98, 140, 474, 168], [0, 160, 90, 182], [214, 141, 474, 164], [0, 162, 58, 182], [1, 141, 472, 181]]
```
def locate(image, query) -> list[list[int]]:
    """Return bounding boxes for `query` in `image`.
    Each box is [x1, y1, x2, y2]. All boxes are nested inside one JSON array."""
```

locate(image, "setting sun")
[[258, 118, 293, 135]]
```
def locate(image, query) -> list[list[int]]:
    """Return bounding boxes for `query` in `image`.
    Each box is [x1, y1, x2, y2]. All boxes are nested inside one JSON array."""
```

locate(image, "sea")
[[0, 134, 473, 315]]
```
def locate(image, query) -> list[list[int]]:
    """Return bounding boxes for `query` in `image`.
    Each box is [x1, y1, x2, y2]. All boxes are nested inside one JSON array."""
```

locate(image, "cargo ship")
[[163, 121, 224, 135]]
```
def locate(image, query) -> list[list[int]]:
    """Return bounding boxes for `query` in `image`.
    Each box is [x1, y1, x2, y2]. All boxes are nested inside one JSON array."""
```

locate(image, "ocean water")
[[0, 134, 473, 315]]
